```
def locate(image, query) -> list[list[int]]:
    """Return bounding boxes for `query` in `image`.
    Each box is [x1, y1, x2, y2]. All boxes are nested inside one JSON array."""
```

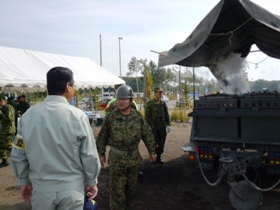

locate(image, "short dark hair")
[[47, 67, 74, 95]]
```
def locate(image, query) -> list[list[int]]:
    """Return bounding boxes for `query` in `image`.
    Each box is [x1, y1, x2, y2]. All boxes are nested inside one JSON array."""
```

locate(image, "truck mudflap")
[[229, 180, 262, 210]]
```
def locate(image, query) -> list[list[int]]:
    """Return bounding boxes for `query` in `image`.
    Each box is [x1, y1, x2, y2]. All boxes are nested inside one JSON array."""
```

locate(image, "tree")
[[149, 61, 166, 88], [249, 79, 280, 92], [120, 76, 144, 93], [144, 66, 153, 100]]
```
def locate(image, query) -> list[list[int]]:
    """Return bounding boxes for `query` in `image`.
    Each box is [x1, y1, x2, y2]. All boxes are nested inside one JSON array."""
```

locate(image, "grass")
[[139, 107, 189, 124]]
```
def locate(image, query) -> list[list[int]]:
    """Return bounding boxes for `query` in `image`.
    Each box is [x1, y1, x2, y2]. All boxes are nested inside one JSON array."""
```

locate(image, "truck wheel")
[[229, 180, 261, 210]]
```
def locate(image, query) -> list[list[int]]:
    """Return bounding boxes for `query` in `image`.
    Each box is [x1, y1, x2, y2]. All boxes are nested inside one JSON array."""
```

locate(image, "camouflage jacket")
[[96, 108, 156, 167], [145, 99, 170, 127], [0, 104, 16, 134], [8, 100, 18, 119]]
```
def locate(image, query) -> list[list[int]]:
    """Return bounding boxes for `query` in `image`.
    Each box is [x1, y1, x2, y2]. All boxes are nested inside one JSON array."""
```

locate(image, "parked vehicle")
[[161, 95, 169, 102], [99, 98, 112, 109], [82, 97, 92, 102], [102, 92, 114, 99]]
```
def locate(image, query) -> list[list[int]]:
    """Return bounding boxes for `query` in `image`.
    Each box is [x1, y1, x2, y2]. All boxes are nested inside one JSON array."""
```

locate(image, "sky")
[[0, 0, 280, 81]]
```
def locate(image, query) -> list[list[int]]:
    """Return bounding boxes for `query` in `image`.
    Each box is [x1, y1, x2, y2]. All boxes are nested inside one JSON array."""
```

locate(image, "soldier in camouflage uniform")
[[96, 85, 156, 210], [0, 94, 16, 168], [7, 96, 18, 135], [145, 87, 171, 164]]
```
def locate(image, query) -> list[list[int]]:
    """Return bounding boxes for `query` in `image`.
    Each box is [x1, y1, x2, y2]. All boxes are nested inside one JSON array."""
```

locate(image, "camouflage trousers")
[[0, 134, 13, 159], [109, 164, 139, 210], [151, 124, 167, 155]]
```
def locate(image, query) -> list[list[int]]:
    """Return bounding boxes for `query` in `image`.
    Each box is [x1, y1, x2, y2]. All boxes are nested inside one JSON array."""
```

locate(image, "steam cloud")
[[209, 52, 249, 95]]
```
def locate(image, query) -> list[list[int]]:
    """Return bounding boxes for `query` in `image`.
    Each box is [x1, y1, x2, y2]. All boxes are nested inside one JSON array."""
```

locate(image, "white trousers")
[[31, 184, 84, 210]]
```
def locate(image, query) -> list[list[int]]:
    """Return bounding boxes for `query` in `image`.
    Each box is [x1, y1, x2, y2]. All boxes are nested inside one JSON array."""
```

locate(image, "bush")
[[170, 107, 188, 123]]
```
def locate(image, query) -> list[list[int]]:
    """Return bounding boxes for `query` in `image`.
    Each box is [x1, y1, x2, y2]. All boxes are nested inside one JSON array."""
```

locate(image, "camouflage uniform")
[[145, 98, 170, 160], [96, 108, 155, 210], [7, 99, 18, 135], [0, 104, 16, 159]]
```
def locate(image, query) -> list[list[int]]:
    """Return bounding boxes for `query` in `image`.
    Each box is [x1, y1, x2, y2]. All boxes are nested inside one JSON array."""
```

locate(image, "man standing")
[[11, 67, 101, 210], [145, 87, 171, 164], [17, 95, 30, 115], [104, 87, 145, 177], [0, 95, 16, 168], [96, 85, 156, 210]]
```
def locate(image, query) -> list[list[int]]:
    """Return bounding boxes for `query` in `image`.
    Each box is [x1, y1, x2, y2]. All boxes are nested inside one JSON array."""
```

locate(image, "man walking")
[[145, 87, 171, 164], [11, 66, 101, 210], [97, 85, 156, 210]]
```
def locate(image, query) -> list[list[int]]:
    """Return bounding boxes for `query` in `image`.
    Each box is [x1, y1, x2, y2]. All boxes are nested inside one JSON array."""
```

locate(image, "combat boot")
[[156, 155, 165, 164], [0, 159, 9, 168]]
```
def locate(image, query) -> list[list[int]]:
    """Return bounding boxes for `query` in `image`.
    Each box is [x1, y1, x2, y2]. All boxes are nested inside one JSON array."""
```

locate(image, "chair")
[[92, 118, 103, 138]]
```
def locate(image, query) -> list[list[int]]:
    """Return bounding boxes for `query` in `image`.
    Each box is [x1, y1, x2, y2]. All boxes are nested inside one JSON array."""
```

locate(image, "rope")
[[247, 57, 269, 69], [209, 17, 254, 46]]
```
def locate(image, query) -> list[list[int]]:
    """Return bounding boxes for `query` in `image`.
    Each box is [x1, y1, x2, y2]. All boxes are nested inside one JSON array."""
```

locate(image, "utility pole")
[[118, 37, 123, 77], [178, 66, 182, 100], [99, 34, 102, 66], [135, 60, 140, 98]]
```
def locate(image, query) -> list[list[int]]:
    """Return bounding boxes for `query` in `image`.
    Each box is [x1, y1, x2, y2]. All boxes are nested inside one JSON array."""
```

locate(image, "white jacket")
[[11, 95, 100, 192]]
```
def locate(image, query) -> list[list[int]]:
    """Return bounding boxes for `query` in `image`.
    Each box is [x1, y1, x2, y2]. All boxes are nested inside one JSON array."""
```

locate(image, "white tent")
[[0, 46, 125, 92]]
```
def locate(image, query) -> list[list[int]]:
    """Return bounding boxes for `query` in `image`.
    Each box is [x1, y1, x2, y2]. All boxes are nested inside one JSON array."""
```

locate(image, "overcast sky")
[[0, 0, 280, 81]]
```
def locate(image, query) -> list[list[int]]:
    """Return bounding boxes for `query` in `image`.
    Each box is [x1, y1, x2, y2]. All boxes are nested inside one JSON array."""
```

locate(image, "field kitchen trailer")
[[158, 0, 280, 209]]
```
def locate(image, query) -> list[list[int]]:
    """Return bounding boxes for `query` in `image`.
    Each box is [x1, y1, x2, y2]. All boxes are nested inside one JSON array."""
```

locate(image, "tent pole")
[[192, 64, 195, 105]]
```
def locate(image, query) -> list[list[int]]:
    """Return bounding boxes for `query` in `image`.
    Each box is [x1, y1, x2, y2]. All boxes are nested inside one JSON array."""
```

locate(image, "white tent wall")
[[0, 46, 125, 92]]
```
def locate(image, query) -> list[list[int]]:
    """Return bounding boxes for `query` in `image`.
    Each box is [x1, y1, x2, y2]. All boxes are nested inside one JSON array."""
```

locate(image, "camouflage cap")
[[154, 87, 163, 93]]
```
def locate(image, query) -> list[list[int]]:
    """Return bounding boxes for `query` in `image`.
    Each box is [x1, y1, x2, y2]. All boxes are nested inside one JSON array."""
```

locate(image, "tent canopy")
[[0, 46, 125, 92], [158, 0, 280, 79]]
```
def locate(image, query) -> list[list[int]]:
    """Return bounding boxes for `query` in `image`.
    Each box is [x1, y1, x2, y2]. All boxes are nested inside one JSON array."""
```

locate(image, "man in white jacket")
[[11, 66, 101, 210]]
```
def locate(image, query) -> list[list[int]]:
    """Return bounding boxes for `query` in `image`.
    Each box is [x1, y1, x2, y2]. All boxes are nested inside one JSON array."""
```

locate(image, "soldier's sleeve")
[[8, 105, 15, 122], [11, 121, 30, 186], [140, 114, 156, 155], [0, 106, 14, 122], [164, 102, 170, 126], [96, 116, 110, 155], [144, 102, 152, 126]]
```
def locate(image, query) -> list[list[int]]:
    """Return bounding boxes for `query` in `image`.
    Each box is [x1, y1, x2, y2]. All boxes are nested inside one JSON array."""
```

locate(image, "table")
[[83, 111, 101, 126], [88, 114, 101, 120]]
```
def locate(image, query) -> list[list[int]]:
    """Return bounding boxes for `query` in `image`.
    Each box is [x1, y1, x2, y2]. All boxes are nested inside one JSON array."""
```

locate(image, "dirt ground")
[[1, 123, 280, 210]]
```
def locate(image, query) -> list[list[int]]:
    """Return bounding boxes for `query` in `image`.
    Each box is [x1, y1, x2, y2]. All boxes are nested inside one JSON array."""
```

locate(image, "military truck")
[[157, 0, 280, 209]]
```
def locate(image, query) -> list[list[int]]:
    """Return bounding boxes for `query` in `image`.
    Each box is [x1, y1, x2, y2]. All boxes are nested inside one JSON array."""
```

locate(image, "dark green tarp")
[[158, 0, 280, 79]]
